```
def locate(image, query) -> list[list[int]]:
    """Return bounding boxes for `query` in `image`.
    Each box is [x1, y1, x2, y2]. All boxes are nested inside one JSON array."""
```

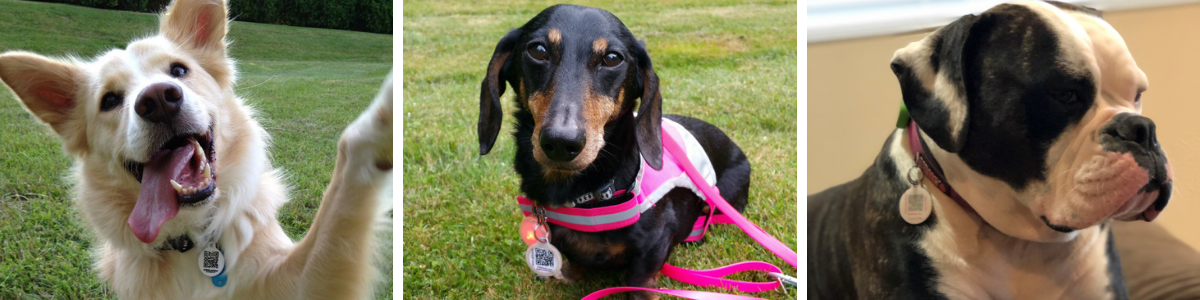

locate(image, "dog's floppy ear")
[[632, 43, 663, 170], [0, 52, 89, 154], [478, 28, 522, 155], [890, 14, 978, 153]]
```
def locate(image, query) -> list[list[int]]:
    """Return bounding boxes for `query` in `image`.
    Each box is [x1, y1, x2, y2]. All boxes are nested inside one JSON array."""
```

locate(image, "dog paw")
[[339, 71, 394, 183]]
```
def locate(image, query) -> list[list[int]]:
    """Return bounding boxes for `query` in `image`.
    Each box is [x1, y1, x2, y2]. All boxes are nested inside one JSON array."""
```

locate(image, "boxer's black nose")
[[540, 125, 585, 162], [135, 82, 183, 124], [1106, 113, 1158, 150]]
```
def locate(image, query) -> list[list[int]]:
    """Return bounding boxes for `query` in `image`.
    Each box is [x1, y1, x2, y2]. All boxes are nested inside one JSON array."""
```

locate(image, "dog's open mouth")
[[125, 131, 216, 244]]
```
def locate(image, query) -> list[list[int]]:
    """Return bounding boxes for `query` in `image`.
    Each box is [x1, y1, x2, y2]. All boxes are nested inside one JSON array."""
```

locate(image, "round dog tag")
[[524, 241, 562, 277], [899, 186, 933, 224], [198, 244, 225, 277], [519, 216, 549, 246]]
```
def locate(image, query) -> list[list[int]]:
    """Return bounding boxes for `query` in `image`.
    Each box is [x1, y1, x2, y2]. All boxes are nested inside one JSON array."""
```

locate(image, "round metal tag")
[[899, 186, 933, 224], [524, 241, 562, 277], [198, 244, 226, 277]]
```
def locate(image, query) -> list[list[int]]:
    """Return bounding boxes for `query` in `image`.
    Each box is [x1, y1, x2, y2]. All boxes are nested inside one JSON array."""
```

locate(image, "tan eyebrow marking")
[[548, 29, 561, 46], [593, 38, 608, 55]]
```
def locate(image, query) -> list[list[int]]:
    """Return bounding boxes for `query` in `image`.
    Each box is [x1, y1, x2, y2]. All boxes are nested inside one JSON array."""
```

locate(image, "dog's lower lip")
[[1040, 216, 1076, 233]]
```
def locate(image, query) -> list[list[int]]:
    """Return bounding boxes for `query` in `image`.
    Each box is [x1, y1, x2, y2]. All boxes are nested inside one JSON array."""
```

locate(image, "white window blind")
[[808, 0, 1200, 43]]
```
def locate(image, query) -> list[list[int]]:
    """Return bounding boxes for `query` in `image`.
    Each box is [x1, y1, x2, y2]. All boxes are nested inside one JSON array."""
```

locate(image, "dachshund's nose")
[[540, 126, 585, 162], [135, 82, 184, 123]]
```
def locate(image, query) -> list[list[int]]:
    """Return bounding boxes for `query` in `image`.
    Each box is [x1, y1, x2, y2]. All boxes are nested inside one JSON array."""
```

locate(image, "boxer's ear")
[[890, 14, 978, 153]]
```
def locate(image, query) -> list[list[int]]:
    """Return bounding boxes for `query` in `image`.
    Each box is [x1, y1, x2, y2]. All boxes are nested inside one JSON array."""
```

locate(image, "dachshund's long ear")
[[890, 14, 978, 153], [632, 42, 663, 170], [478, 28, 522, 155]]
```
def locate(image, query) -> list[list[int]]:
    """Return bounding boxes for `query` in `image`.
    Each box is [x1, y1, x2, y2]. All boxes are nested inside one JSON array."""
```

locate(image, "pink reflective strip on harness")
[[517, 191, 639, 232]]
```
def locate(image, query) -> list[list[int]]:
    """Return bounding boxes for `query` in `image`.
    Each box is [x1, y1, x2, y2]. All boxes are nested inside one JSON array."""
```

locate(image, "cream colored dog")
[[0, 0, 392, 299]]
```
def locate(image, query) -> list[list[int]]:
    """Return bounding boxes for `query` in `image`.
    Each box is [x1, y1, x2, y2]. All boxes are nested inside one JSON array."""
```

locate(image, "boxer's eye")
[[1134, 92, 1142, 105], [1049, 90, 1078, 104]]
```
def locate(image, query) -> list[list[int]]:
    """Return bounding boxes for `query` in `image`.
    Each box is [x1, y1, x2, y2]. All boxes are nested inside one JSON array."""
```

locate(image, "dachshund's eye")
[[1049, 89, 1077, 104], [528, 44, 548, 61], [169, 63, 189, 78], [602, 52, 623, 67], [100, 92, 123, 111]]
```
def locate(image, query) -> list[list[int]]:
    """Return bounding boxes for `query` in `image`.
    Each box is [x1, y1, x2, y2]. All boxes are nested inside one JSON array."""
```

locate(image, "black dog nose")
[[1106, 113, 1158, 150], [135, 82, 183, 123], [540, 126, 585, 162]]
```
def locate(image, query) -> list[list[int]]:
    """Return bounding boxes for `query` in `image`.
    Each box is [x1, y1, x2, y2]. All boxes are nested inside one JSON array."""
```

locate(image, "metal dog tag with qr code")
[[198, 244, 226, 277], [525, 241, 562, 277], [899, 185, 933, 224]]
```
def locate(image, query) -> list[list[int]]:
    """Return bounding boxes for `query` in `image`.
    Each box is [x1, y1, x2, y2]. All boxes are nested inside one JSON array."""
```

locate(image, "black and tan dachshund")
[[477, 4, 752, 299]]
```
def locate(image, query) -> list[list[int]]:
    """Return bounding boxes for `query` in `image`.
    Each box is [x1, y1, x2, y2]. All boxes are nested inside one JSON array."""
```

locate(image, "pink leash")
[[581, 129, 798, 299]]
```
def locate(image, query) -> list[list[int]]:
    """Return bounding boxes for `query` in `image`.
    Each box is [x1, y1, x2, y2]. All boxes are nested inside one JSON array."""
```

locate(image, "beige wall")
[[808, 4, 1200, 249]]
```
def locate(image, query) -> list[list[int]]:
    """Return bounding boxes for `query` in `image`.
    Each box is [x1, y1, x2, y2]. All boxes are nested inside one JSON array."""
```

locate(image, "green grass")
[[0, 0, 393, 298], [402, 1, 796, 299]]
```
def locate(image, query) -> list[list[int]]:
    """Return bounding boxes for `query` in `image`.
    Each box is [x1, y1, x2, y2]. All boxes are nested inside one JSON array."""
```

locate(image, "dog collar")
[[907, 120, 978, 216], [564, 178, 624, 207], [157, 235, 196, 252]]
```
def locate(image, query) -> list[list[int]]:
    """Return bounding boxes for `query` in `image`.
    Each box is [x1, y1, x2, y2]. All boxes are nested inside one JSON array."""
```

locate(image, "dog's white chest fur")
[[919, 193, 1117, 300]]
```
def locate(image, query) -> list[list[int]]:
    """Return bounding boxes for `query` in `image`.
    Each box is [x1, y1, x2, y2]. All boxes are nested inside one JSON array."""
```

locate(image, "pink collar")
[[907, 121, 978, 216]]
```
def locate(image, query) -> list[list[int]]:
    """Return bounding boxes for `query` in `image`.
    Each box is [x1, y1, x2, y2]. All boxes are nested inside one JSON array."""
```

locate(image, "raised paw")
[[338, 70, 394, 184]]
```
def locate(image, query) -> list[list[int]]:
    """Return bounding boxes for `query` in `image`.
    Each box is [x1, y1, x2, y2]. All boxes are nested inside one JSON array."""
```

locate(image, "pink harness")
[[517, 119, 718, 241], [515, 119, 798, 299]]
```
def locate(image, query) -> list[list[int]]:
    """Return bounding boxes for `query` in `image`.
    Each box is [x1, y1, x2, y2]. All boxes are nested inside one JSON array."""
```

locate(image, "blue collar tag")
[[212, 267, 227, 287]]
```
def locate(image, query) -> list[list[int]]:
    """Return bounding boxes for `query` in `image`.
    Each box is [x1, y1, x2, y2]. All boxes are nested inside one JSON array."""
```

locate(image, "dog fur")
[[0, 0, 392, 299]]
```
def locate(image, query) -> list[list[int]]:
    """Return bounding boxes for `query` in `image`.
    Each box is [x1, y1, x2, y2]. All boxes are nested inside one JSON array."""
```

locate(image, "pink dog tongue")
[[128, 143, 195, 244]]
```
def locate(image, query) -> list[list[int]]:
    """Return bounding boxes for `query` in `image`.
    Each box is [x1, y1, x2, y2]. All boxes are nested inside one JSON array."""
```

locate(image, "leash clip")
[[767, 272, 797, 287], [532, 205, 550, 243]]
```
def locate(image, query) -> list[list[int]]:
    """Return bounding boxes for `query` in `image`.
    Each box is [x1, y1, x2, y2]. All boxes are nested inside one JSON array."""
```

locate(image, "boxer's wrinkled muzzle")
[[1099, 113, 1172, 221]]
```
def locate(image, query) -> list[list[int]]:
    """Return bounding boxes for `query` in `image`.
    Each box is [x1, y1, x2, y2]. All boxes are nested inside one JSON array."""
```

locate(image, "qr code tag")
[[525, 242, 562, 277], [908, 194, 924, 212], [899, 185, 933, 225], [197, 244, 225, 277]]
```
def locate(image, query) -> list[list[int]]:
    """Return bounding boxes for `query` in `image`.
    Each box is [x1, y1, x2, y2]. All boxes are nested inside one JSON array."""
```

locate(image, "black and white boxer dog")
[[808, 1, 1174, 299]]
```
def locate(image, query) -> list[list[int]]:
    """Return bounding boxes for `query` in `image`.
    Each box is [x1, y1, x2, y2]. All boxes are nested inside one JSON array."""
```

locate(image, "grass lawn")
[[403, 1, 797, 299], [0, 0, 393, 298]]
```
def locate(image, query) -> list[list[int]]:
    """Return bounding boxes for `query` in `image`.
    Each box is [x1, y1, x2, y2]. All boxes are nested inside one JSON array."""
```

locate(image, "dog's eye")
[[602, 52, 623, 67], [1134, 91, 1142, 105], [169, 63, 189, 78], [528, 44, 548, 61], [1049, 90, 1077, 104], [100, 92, 123, 111]]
